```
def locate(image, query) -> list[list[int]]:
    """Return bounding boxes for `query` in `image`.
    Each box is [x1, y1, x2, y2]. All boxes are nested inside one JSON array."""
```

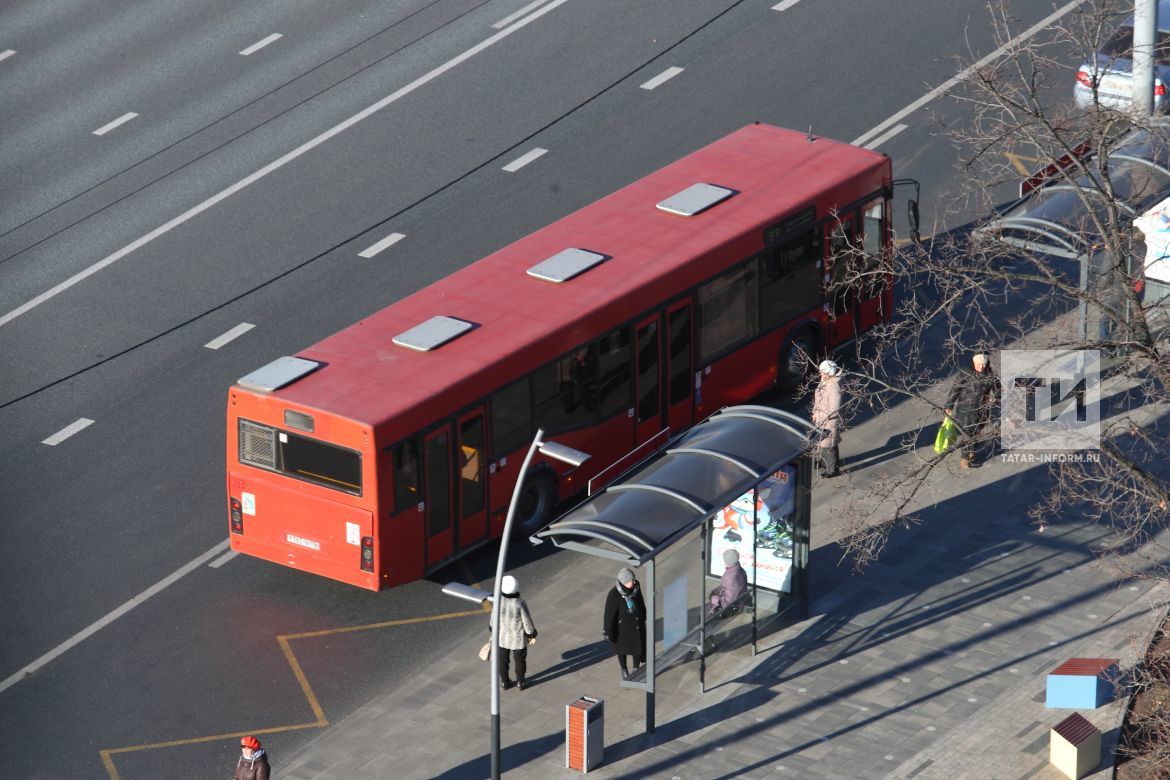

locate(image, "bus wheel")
[[779, 332, 817, 396], [515, 472, 558, 535]]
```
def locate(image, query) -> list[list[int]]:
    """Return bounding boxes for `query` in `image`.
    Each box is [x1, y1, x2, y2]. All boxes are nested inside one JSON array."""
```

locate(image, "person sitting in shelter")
[[708, 549, 749, 616]]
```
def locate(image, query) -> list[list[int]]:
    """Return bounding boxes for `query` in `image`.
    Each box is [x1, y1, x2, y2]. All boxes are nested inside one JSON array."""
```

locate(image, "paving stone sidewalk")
[[279, 318, 1168, 779], [280, 408, 1167, 780]]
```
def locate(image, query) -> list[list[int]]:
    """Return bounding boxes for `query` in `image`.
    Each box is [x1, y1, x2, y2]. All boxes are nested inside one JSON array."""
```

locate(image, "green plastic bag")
[[933, 416, 957, 454]]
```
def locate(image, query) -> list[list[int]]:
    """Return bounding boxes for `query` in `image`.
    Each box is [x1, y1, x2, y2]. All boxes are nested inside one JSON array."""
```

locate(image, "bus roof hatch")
[[656, 183, 736, 216], [237, 356, 321, 393], [392, 315, 474, 352], [526, 248, 608, 283]]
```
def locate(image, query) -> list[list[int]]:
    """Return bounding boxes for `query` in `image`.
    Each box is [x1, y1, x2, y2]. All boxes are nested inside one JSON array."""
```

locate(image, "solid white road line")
[[851, 0, 1082, 148], [0, 540, 230, 694], [358, 232, 406, 258], [0, 0, 575, 331], [771, 0, 801, 11], [863, 123, 908, 150], [640, 66, 684, 90], [240, 33, 283, 56], [42, 418, 94, 446], [0, 50, 15, 62], [92, 112, 138, 136], [502, 148, 547, 172], [493, 0, 551, 29], [204, 322, 255, 349], [208, 549, 240, 568]]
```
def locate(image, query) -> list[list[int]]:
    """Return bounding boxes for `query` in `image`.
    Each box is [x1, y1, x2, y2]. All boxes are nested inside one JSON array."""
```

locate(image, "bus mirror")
[[908, 199, 921, 244]]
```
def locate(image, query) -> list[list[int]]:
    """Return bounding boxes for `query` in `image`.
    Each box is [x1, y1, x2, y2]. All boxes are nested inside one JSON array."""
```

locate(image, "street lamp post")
[[444, 428, 589, 780]]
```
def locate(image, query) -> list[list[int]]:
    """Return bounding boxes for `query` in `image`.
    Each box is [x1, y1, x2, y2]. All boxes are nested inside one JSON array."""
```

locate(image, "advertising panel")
[[708, 465, 796, 593]]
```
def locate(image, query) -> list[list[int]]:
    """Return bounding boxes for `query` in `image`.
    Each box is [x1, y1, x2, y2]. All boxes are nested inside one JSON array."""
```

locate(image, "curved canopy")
[[976, 127, 1170, 259], [534, 405, 817, 564]]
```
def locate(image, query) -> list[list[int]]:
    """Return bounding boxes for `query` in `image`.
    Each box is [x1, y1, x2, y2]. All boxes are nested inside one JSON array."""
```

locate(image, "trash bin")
[[566, 695, 604, 772]]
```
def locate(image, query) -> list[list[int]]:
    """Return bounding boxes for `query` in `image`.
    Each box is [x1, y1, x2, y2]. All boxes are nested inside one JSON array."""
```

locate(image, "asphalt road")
[[0, 0, 1077, 776]]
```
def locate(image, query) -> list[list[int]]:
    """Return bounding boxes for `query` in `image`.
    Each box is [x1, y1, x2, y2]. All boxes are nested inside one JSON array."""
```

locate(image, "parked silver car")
[[1074, 1, 1170, 113]]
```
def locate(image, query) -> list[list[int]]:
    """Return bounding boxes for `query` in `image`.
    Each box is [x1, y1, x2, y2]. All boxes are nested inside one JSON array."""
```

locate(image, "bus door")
[[423, 426, 454, 567], [855, 200, 889, 332], [825, 215, 859, 347], [666, 301, 694, 433], [634, 314, 663, 445], [455, 409, 488, 548]]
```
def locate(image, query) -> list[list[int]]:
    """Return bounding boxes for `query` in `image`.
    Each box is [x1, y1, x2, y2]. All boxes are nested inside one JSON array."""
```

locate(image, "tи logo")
[[1000, 350, 1100, 452]]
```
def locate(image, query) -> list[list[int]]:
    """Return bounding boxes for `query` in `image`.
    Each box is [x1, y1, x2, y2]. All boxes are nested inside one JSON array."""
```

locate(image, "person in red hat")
[[233, 735, 270, 780]]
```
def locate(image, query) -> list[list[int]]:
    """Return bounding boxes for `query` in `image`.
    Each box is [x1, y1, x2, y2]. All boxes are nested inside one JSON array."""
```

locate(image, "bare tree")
[[824, 0, 1170, 570]]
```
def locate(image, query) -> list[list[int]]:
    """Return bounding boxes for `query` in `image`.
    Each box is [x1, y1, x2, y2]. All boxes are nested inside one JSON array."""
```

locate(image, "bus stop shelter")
[[533, 404, 818, 733], [974, 125, 1170, 338]]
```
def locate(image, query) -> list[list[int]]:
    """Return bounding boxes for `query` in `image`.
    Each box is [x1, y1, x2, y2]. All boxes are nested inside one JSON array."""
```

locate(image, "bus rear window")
[[238, 419, 362, 495]]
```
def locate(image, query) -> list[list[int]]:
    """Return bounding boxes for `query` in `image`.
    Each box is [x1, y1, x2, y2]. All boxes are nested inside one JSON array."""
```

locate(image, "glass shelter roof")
[[534, 405, 817, 564], [977, 127, 1170, 259]]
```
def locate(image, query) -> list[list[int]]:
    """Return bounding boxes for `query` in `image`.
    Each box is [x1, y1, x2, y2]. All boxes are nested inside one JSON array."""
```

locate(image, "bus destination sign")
[[763, 205, 816, 247]]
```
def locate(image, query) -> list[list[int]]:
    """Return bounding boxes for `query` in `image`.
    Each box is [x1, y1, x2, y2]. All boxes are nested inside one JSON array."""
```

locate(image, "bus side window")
[[759, 228, 820, 330], [828, 216, 855, 316], [597, 325, 631, 418], [392, 438, 420, 513], [490, 378, 533, 457], [697, 263, 759, 361], [861, 201, 886, 298]]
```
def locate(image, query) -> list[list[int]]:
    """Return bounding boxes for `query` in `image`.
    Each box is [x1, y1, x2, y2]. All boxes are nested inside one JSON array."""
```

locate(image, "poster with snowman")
[[708, 465, 796, 593]]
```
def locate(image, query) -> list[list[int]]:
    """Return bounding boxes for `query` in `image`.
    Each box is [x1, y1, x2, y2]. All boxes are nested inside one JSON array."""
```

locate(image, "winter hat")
[[972, 352, 990, 368], [501, 575, 518, 595], [617, 567, 635, 585], [241, 736, 261, 750], [818, 359, 841, 377], [723, 549, 740, 566]]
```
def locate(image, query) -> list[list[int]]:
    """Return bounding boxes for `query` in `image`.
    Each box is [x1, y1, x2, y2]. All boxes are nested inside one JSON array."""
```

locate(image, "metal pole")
[[751, 486, 759, 655], [489, 429, 546, 780], [699, 522, 707, 695], [1079, 251, 1089, 344], [1134, 0, 1157, 116], [645, 558, 656, 734]]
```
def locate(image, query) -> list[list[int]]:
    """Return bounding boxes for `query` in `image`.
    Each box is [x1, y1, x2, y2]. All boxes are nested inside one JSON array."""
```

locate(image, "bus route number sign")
[[763, 206, 815, 247]]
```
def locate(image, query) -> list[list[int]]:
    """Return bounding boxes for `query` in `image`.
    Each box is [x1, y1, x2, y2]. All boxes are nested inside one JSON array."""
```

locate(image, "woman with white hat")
[[812, 360, 843, 477], [490, 574, 537, 690]]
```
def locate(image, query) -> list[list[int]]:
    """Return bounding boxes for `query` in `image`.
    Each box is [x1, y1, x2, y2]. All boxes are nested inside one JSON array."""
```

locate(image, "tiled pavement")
[[281, 376, 1168, 779]]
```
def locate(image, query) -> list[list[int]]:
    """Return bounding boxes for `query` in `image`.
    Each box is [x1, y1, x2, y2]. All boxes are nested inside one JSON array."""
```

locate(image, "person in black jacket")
[[233, 736, 270, 780], [944, 352, 1001, 468], [603, 568, 647, 679]]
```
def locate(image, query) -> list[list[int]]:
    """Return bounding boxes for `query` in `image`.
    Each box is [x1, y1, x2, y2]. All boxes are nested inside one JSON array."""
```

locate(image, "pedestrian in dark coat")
[[945, 352, 1001, 467], [233, 736, 270, 780], [490, 574, 537, 690], [603, 568, 647, 679]]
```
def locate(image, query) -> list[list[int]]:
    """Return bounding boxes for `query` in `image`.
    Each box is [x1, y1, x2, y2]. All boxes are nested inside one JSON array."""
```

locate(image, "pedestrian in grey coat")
[[490, 574, 537, 690], [812, 360, 843, 477]]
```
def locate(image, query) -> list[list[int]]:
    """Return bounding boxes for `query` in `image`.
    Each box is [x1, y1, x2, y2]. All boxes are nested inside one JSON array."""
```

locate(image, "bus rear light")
[[230, 497, 244, 534], [360, 536, 374, 572], [1076, 70, 1093, 87], [1157, 82, 1166, 97]]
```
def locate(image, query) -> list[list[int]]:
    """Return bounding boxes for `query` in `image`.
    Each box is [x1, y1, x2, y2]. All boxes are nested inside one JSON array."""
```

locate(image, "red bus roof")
[[255, 124, 890, 433]]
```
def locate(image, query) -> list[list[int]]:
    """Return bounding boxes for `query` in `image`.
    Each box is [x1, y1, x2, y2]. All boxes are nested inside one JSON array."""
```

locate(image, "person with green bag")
[[944, 351, 1001, 467], [933, 415, 957, 454]]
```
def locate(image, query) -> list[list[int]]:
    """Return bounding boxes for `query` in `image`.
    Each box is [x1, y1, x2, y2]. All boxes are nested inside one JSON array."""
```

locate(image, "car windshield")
[[1099, 25, 1170, 66]]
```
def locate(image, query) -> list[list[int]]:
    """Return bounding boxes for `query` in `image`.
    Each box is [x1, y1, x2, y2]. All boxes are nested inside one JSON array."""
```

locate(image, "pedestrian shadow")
[[526, 641, 611, 685], [839, 425, 935, 472]]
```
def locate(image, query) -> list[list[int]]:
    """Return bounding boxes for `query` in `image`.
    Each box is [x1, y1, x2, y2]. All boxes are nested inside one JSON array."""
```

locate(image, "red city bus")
[[226, 123, 895, 590]]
